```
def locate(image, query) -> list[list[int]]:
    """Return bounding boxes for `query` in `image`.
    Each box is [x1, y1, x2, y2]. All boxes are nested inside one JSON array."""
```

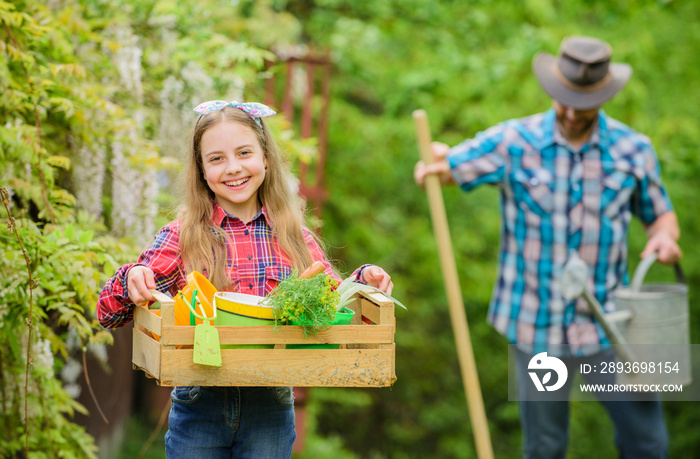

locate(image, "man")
[[414, 36, 681, 458]]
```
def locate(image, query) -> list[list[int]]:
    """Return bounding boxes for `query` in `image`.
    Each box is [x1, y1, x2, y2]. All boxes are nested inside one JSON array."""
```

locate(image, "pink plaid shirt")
[[97, 202, 367, 329]]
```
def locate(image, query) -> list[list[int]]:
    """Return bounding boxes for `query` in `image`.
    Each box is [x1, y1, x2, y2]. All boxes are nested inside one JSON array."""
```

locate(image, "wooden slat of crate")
[[157, 347, 395, 387], [134, 306, 161, 336], [161, 324, 394, 347], [358, 291, 395, 326], [132, 327, 161, 380]]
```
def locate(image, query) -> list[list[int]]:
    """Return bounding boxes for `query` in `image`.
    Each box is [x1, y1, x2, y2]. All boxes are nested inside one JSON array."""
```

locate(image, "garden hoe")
[[413, 110, 494, 459]]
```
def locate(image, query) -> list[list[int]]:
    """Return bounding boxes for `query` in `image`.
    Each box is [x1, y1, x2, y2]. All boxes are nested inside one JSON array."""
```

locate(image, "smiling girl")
[[97, 101, 393, 458]]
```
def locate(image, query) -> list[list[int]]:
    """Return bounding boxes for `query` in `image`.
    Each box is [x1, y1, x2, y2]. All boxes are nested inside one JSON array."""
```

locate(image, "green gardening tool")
[[185, 289, 222, 367]]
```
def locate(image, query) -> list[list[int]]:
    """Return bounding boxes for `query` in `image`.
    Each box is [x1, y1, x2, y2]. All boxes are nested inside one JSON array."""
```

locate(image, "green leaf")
[[46, 155, 71, 170], [63, 224, 75, 241], [77, 230, 93, 244]]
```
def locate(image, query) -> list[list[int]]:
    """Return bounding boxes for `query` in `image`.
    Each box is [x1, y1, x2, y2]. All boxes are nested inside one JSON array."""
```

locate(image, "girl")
[[97, 100, 393, 458]]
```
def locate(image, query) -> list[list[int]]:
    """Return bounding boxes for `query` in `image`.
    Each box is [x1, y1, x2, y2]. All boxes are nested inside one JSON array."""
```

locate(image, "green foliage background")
[[289, 1, 700, 458], [1, 0, 699, 458]]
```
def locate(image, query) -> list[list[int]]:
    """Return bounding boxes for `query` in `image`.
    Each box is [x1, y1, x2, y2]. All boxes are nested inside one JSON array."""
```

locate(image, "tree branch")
[[1, 186, 37, 457]]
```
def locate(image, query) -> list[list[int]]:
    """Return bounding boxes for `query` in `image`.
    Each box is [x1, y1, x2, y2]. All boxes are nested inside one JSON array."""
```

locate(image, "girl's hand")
[[363, 266, 394, 296], [126, 266, 157, 308]]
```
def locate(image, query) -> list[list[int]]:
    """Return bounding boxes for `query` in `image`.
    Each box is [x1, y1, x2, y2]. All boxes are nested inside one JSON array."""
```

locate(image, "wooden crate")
[[132, 290, 396, 387]]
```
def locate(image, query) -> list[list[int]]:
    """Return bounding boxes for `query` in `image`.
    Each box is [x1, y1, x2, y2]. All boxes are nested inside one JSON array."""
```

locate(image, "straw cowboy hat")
[[533, 36, 632, 110]]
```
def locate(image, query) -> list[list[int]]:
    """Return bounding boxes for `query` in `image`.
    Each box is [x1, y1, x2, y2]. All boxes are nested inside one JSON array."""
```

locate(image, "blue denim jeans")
[[164, 386, 296, 458], [515, 348, 668, 459]]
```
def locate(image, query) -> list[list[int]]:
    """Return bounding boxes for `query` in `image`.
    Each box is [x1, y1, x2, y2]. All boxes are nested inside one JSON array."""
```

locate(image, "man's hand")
[[642, 211, 682, 264], [642, 232, 682, 264], [126, 266, 157, 308], [414, 142, 455, 187]]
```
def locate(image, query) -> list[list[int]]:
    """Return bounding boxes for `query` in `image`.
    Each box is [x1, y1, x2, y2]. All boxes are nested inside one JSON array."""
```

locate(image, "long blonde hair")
[[178, 106, 314, 290]]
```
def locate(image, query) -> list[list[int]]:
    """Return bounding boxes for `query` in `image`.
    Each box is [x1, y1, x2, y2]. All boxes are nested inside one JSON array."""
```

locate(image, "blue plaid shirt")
[[448, 109, 673, 356]]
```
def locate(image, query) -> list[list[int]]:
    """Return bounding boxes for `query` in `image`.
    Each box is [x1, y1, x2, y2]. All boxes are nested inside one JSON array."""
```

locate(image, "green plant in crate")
[[266, 272, 340, 337], [265, 259, 408, 338]]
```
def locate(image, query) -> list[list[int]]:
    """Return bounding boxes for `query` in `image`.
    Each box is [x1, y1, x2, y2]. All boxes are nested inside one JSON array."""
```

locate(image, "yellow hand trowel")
[[185, 289, 222, 367]]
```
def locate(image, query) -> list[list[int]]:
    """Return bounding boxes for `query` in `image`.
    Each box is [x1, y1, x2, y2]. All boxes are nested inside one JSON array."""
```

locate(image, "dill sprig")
[[265, 272, 340, 337]]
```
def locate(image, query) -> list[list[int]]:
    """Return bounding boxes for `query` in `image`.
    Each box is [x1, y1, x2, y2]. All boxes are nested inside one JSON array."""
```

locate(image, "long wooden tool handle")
[[413, 109, 494, 459]]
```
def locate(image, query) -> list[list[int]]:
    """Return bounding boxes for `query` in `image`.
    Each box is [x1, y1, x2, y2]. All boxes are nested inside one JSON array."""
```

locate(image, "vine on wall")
[[1, 0, 316, 456]]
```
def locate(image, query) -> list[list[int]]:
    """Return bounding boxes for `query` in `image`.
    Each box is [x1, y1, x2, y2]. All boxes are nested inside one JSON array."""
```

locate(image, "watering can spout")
[[562, 252, 637, 363]]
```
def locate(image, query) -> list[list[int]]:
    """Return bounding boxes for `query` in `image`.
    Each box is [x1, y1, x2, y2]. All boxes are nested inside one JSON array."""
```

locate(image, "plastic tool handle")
[[300, 260, 326, 279], [181, 290, 216, 322]]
